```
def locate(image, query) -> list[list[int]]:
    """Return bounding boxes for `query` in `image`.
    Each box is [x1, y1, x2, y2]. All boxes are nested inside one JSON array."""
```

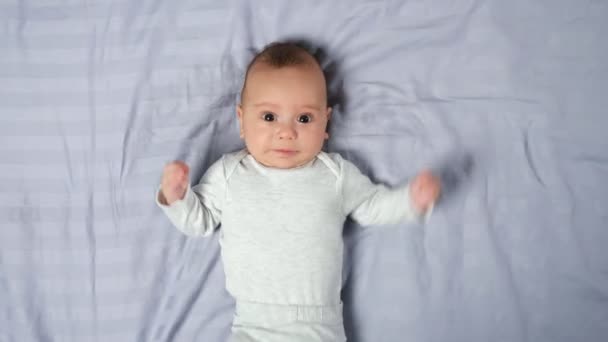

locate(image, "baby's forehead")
[[247, 64, 327, 97], [242, 63, 327, 100]]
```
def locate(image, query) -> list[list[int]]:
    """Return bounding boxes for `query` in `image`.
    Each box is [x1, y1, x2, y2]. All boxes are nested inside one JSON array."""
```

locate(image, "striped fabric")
[[0, 1, 239, 341], [1, 1, 608, 342]]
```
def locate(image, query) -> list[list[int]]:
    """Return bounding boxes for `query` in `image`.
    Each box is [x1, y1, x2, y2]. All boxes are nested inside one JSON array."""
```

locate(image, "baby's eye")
[[263, 112, 276, 122], [298, 114, 312, 124]]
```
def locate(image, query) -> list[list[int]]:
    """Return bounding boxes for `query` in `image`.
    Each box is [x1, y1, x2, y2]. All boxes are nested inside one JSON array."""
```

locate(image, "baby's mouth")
[[272, 149, 298, 156]]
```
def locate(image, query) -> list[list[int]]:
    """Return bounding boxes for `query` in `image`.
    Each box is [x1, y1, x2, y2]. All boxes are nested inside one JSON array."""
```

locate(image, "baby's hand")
[[410, 170, 441, 214], [160, 161, 190, 205]]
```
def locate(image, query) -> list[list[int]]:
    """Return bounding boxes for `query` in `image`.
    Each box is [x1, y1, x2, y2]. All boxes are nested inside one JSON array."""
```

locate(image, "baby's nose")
[[277, 124, 297, 140]]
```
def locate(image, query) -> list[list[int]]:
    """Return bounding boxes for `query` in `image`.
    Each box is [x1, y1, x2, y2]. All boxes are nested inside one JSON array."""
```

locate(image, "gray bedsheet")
[[1, 0, 607, 341]]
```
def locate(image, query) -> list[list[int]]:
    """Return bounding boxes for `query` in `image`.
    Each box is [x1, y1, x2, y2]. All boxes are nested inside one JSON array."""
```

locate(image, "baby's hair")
[[249, 42, 317, 69], [240, 42, 325, 103]]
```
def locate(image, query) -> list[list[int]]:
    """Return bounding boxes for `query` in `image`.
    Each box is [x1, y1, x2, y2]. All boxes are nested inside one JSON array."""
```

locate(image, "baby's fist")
[[410, 170, 441, 214], [160, 161, 190, 205]]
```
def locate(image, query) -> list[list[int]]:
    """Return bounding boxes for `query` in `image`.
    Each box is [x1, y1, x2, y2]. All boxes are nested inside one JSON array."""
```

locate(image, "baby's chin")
[[255, 151, 318, 169]]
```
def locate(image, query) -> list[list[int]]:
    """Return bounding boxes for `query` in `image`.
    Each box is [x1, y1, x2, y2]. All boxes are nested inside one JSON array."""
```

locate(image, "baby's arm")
[[156, 158, 226, 237], [340, 157, 440, 226]]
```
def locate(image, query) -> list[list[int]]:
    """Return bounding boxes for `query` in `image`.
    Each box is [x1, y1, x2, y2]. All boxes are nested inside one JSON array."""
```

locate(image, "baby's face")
[[237, 63, 331, 169]]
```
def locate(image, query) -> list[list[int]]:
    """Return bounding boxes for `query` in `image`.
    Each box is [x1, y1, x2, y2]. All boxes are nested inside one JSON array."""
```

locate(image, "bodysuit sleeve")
[[339, 157, 421, 226], [155, 156, 226, 237]]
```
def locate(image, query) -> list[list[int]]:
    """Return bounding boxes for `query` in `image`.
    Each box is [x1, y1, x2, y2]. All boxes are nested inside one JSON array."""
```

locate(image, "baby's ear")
[[236, 104, 244, 119], [236, 105, 245, 138], [325, 107, 332, 139]]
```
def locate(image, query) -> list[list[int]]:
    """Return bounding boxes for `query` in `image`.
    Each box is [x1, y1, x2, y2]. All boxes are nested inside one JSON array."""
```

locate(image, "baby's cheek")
[[310, 132, 324, 144], [247, 134, 265, 148]]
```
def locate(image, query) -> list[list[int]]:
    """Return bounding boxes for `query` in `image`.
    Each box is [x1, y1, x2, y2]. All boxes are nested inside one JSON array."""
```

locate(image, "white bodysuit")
[[157, 150, 421, 341]]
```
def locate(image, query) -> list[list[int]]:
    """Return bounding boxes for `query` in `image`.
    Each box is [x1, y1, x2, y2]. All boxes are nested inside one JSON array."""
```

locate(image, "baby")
[[157, 42, 441, 342]]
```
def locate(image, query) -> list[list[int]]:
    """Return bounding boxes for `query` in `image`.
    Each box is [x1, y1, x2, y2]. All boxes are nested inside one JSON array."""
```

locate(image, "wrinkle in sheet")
[[522, 123, 546, 188], [85, 18, 100, 338]]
